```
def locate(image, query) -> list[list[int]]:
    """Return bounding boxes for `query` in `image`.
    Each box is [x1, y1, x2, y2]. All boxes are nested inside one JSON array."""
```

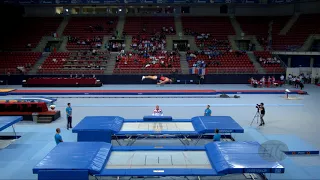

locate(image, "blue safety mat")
[[265, 135, 319, 155], [192, 116, 244, 133], [0, 116, 23, 132], [205, 141, 285, 174], [72, 116, 124, 133], [33, 142, 112, 174]]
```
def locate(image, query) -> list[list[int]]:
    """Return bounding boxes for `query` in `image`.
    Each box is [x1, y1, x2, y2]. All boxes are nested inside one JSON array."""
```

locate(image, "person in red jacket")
[[142, 75, 173, 85]]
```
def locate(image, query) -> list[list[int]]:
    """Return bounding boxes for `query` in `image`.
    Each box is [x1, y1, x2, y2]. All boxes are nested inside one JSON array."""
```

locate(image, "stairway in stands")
[[246, 52, 265, 74], [229, 15, 243, 36], [279, 13, 300, 35], [179, 52, 189, 74], [57, 16, 70, 37], [174, 16, 183, 37], [28, 52, 51, 75], [104, 52, 117, 75], [116, 16, 125, 38]]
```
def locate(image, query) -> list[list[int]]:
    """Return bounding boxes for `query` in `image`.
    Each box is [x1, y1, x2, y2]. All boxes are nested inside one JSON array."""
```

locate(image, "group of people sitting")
[[116, 49, 179, 69], [107, 41, 125, 52], [131, 32, 167, 52], [68, 36, 103, 48], [257, 56, 281, 64], [250, 76, 283, 88]]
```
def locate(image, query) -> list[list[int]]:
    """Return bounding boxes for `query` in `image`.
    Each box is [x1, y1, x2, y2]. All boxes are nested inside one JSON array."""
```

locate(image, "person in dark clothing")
[[259, 103, 265, 126]]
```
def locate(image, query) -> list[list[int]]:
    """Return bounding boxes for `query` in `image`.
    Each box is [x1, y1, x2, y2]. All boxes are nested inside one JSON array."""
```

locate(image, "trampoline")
[[0, 116, 22, 139], [72, 116, 244, 145], [33, 141, 285, 180]]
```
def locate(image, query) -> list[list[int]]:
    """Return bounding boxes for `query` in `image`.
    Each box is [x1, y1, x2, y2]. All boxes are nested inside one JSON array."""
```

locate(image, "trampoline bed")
[[33, 141, 285, 180], [72, 116, 244, 145]]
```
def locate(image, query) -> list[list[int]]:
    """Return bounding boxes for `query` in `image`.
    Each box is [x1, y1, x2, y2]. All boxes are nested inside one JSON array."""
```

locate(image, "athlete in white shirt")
[[152, 105, 163, 116]]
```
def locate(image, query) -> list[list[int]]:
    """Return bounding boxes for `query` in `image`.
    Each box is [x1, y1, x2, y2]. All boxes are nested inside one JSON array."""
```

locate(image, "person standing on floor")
[[54, 128, 63, 145], [204, 105, 212, 116], [259, 103, 266, 126], [66, 103, 73, 130]]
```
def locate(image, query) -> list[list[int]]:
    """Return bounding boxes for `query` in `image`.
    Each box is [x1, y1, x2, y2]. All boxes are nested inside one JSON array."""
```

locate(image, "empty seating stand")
[[3, 17, 63, 51], [64, 17, 118, 50], [188, 52, 256, 74], [236, 16, 289, 50], [272, 14, 320, 51], [0, 52, 42, 75], [181, 16, 235, 48], [0, 102, 60, 123], [39, 52, 105, 75], [124, 17, 175, 36]]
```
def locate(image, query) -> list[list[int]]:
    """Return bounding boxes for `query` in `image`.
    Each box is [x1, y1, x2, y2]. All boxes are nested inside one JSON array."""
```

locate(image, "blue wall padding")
[[143, 116, 173, 121], [38, 170, 89, 180], [77, 131, 113, 143]]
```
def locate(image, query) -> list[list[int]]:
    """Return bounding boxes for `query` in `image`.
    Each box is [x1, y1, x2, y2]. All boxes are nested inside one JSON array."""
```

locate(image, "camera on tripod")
[[256, 104, 261, 109]]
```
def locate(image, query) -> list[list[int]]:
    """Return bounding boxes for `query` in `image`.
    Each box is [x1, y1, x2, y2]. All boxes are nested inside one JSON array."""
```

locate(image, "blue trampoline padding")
[[111, 146, 205, 151], [33, 142, 112, 175], [143, 116, 172, 121], [206, 141, 285, 174], [0, 116, 22, 131], [125, 119, 191, 122], [72, 116, 124, 133], [99, 169, 218, 176], [116, 131, 199, 135], [192, 116, 244, 133]]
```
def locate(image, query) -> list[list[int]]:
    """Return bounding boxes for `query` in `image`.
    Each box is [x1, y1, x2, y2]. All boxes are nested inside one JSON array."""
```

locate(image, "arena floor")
[[0, 84, 319, 180]]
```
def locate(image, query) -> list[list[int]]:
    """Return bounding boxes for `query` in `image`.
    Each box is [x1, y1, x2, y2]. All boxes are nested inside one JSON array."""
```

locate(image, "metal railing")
[[0, 67, 286, 76]]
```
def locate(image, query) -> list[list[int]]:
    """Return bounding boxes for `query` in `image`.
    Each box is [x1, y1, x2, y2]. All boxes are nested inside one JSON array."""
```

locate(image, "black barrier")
[[0, 74, 281, 85]]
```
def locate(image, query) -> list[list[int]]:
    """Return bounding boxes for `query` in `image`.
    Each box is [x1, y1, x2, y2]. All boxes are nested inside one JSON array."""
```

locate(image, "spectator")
[[54, 128, 63, 145]]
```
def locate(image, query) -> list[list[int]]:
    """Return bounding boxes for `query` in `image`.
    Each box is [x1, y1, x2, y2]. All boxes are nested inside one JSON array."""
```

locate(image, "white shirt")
[[280, 75, 284, 80], [152, 109, 163, 116]]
